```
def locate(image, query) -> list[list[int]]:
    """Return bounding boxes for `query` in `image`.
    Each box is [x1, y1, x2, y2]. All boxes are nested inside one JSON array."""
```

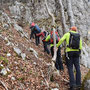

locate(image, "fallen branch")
[[59, 74, 69, 83], [0, 80, 8, 90], [40, 70, 49, 88]]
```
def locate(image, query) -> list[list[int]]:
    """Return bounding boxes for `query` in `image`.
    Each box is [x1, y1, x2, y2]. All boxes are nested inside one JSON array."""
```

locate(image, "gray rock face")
[[8, 0, 90, 38], [14, 23, 29, 39], [0, 11, 11, 28], [81, 44, 90, 68], [9, 1, 22, 19], [84, 80, 90, 90], [3, 24, 9, 30], [71, 0, 90, 38], [14, 23, 23, 32], [14, 47, 22, 56]]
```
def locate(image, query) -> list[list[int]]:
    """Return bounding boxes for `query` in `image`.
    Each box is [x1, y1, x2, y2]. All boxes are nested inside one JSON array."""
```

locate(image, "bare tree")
[[45, 0, 55, 25], [45, 0, 58, 75], [66, 0, 75, 27], [45, 0, 57, 61], [58, 0, 67, 34]]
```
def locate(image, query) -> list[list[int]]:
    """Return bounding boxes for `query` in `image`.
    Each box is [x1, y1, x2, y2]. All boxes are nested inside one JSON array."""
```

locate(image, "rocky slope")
[[0, 0, 89, 68], [0, 19, 89, 90], [0, 0, 89, 90]]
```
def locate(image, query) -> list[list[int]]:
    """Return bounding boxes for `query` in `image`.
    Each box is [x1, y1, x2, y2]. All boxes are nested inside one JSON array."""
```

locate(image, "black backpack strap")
[[67, 32, 80, 49]]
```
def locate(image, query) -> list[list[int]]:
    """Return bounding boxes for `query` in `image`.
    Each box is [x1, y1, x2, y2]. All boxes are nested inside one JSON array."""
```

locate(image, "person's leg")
[[30, 30, 34, 39], [35, 34, 38, 46], [43, 42, 46, 52], [66, 53, 76, 87], [38, 36, 40, 44], [50, 46, 54, 57], [74, 57, 81, 87], [55, 46, 63, 70], [45, 42, 50, 54]]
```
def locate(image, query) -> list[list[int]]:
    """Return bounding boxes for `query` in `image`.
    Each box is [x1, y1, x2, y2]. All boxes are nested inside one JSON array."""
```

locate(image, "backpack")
[[44, 31, 49, 38], [68, 32, 80, 49], [50, 31, 60, 44], [42, 31, 49, 41], [35, 25, 41, 33]]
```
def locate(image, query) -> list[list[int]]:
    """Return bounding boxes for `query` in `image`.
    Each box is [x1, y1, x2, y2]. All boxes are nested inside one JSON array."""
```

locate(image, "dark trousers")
[[43, 41, 50, 54], [66, 51, 81, 87], [30, 30, 34, 39], [35, 34, 40, 46], [51, 46, 63, 70]]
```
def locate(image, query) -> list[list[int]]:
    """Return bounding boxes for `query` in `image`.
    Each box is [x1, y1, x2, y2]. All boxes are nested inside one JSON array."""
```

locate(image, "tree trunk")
[[45, 0, 57, 71], [58, 0, 67, 34], [45, 0, 56, 61], [45, 0, 55, 25], [66, 0, 75, 27]]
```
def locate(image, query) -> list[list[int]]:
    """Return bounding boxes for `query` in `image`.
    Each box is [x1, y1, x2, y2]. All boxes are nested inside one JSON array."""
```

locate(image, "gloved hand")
[[42, 40, 46, 42]]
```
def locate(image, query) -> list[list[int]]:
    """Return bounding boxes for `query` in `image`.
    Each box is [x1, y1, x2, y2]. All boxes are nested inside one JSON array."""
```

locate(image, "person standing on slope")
[[36, 30, 50, 54], [56, 26, 82, 90], [45, 26, 64, 71]]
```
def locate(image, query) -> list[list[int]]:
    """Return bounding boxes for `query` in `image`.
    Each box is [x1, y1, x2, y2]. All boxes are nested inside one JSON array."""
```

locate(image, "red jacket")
[[36, 32, 45, 39]]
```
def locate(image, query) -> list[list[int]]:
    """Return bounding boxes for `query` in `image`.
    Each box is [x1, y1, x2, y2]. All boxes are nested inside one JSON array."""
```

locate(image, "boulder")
[[21, 53, 26, 60], [28, 47, 38, 59], [7, 53, 11, 57], [13, 47, 21, 56], [0, 68, 7, 75]]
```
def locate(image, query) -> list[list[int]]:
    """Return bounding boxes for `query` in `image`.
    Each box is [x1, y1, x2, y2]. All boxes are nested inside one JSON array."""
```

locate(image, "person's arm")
[[36, 32, 43, 36], [79, 39, 82, 50], [45, 35, 50, 42], [56, 33, 67, 48]]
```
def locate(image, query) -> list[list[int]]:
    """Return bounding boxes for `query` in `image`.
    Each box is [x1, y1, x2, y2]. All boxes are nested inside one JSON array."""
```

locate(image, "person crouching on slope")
[[56, 26, 82, 90], [30, 22, 41, 46]]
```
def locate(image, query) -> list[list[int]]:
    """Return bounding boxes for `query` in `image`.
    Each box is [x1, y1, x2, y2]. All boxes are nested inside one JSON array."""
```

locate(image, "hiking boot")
[[75, 85, 81, 90], [68, 86, 76, 90]]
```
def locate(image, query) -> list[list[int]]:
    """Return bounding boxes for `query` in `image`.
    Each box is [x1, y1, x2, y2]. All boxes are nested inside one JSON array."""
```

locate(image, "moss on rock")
[[81, 70, 90, 90]]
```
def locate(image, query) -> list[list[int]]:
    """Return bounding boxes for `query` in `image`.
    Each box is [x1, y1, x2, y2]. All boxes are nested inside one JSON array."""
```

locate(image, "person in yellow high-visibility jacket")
[[57, 26, 82, 90], [45, 29, 64, 71]]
